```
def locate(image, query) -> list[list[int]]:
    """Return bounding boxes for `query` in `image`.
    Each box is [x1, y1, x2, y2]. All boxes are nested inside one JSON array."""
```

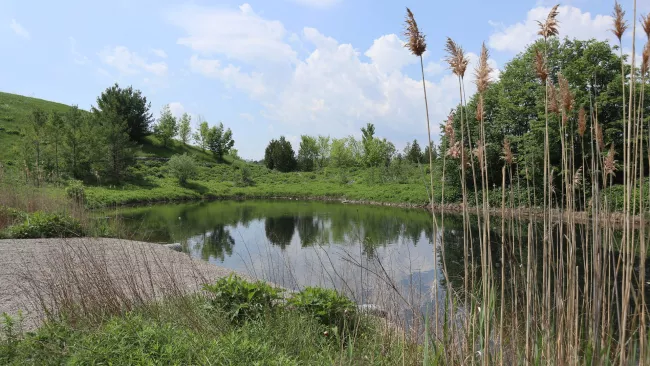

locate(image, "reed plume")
[[502, 138, 514, 166], [578, 107, 587, 137], [612, 1, 628, 41], [549, 82, 560, 114], [604, 144, 617, 176], [558, 73, 574, 125], [475, 98, 484, 121], [535, 49, 548, 82], [642, 41, 649, 74], [595, 120, 604, 152], [642, 13, 650, 39], [538, 4, 560, 40], [474, 43, 492, 93], [444, 37, 469, 78], [403, 8, 426, 57]]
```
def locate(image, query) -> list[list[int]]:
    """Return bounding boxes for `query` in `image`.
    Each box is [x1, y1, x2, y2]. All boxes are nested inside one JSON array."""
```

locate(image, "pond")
[[106, 199, 650, 332], [108, 200, 451, 313]]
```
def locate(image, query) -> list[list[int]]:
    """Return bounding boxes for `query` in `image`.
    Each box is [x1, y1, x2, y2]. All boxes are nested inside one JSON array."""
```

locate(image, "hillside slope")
[[0, 92, 215, 164]]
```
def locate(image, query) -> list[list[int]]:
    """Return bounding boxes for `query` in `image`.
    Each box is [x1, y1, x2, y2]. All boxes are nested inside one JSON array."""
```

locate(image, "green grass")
[[0, 294, 423, 365], [0, 92, 73, 164]]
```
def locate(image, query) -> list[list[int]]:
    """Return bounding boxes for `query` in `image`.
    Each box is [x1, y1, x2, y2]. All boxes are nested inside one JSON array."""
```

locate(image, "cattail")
[[604, 144, 617, 176], [475, 98, 484, 121], [558, 73, 574, 124], [535, 49, 548, 82], [404, 8, 426, 57], [537, 4, 560, 40], [612, 2, 628, 42], [595, 121, 604, 152], [578, 108, 587, 137], [503, 138, 514, 166], [549, 82, 560, 115], [474, 43, 492, 93], [444, 37, 469, 78], [642, 14, 650, 40]]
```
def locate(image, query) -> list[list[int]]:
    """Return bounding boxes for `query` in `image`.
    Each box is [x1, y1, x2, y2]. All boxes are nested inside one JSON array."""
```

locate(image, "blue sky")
[[1, 0, 648, 159]]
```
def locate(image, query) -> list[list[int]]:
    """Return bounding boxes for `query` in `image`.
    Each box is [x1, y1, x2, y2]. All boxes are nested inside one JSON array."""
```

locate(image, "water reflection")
[[265, 216, 296, 249]]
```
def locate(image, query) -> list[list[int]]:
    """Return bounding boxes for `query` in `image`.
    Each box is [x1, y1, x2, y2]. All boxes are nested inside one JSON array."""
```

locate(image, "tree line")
[[19, 83, 235, 185], [263, 123, 436, 173]]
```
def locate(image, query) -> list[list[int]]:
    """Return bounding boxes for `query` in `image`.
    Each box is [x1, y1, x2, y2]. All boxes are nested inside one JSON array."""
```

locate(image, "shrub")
[[65, 180, 85, 204], [287, 287, 356, 337], [6, 211, 84, 238], [203, 275, 283, 323], [167, 154, 197, 186], [236, 166, 254, 187]]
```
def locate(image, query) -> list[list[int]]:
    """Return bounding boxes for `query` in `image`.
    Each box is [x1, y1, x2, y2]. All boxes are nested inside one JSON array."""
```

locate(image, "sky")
[[1, 0, 648, 160]]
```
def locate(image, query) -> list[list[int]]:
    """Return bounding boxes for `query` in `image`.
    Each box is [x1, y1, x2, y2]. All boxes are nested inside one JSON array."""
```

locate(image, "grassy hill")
[[0, 92, 215, 164]]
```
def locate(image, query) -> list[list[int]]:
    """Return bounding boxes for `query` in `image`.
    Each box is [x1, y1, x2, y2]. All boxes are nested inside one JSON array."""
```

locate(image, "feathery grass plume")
[[549, 82, 560, 114], [537, 4, 560, 39], [573, 166, 583, 189], [604, 144, 617, 176], [473, 140, 485, 171], [558, 73, 574, 125], [444, 37, 469, 78], [642, 14, 650, 39], [642, 41, 650, 74], [444, 112, 456, 143], [612, 1, 628, 41], [403, 8, 426, 57], [595, 120, 604, 152], [535, 49, 548, 82], [502, 138, 514, 166], [474, 43, 492, 93], [475, 98, 484, 121], [578, 107, 587, 137]]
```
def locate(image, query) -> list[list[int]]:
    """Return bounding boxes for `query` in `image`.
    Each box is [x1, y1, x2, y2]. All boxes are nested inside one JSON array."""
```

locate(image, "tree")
[[21, 109, 48, 186], [193, 116, 210, 151], [153, 105, 178, 147], [361, 122, 376, 156], [46, 111, 65, 179], [93, 109, 137, 183], [62, 106, 92, 179], [405, 139, 424, 164], [207, 122, 235, 160], [317, 135, 331, 168], [178, 113, 192, 145], [264, 137, 297, 172], [297, 135, 319, 171], [168, 154, 197, 185], [92, 83, 153, 142]]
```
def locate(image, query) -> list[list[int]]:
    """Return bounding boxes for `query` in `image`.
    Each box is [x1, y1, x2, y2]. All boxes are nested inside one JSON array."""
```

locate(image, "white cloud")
[[365, 34, 416, 74], [168, 102, 185, 118], [172, 4, 501, 149], [488, 5, 614, 53], [69, 37, 89, 65], [98, 46, 168, 76], [9, 19, 29, 39], [151, 48, 168, 58], [189, 55, 266, 97], [288, 0, 340, 8], [168, 3, 297, 65]]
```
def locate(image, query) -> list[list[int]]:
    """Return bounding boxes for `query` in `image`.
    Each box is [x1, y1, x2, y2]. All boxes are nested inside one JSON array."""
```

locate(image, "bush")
[[287, 287, 356, 337], [203, 275, 283, 323], [236, 165, 254, 187], [6, 211, 84, 238], [167, 154, 197, 186], [65, 180, 85, 204]]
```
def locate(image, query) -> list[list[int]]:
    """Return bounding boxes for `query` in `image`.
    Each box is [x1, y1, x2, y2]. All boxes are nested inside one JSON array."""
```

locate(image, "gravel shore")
[[0, 238, 245, 330]]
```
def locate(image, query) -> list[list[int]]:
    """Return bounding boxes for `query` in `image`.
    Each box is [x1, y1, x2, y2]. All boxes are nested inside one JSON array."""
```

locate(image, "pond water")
[[108, 200, 451, 311]]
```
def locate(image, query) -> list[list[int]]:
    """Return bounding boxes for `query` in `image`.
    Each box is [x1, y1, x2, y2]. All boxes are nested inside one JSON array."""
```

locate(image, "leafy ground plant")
[[4, 211, 84, 238], [203, 274, 283, 323], [287, 287, 357, 338]]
